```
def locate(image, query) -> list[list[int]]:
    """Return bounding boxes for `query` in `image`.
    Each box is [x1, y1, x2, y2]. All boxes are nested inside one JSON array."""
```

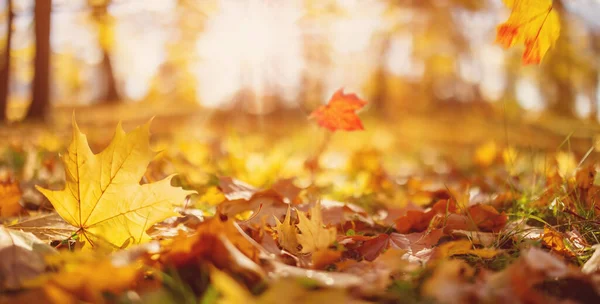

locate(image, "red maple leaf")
[[309, 88, 367, 132]]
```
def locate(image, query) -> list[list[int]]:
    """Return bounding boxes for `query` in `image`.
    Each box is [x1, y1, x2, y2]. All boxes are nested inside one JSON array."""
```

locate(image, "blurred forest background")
[[0, 0, 598, 124]]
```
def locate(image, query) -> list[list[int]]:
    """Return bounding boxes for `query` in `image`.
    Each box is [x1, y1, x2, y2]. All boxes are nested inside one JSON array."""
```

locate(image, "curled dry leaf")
[[541, 226, 587, 258], [0, 228, 57, 290], [395, 199, 456, 233], [218, 177, 301, 225], [160, 216, 263, 278], [582, 244, 600, 274], [35, 118, 195, 249], [8, 212, 75, 242]]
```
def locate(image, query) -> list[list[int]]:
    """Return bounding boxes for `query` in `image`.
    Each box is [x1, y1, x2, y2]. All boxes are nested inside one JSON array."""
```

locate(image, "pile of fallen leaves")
[[1, 87, 600, 304]]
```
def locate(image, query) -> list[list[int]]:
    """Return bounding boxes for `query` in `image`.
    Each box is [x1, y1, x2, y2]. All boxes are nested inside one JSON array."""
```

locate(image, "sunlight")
[[194, 0, 304, 113]]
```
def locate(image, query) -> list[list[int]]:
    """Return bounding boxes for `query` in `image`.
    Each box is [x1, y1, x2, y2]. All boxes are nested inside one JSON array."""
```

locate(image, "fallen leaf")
[[309, 88, 367, 132], [582, 244, 600, 274], [0, 228, 57, 290], [160, 216, 263, 278], [390, 229, 444, 263], [542, 226, 575, 257], [41, 260, 140, 303], [465, 204, 508, 232], [496, 0, 560, 64], [273, 207, 300, 254], [259, 278, 353, 304], [0, 179, 25, 217], [209, 266, 254, 304], [35, 118, 194, 248], [296, 201, 337, 254], [338, 249, 408, 292], [431, 240, 501, 261], [395, 199, 456, 233], [312, 248, 342, 270], [8, 213, 75, 242], [421, 260, 482, 304], [218, 177, 300, 225], [357, 234, 391, 262]]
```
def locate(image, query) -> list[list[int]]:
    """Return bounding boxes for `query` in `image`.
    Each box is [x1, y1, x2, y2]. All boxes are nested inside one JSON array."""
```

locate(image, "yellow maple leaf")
[[296, 201, 336, 254], [274, 207, 300, 254], [496, 0, 560, 64], [35, 117, 194, 248]]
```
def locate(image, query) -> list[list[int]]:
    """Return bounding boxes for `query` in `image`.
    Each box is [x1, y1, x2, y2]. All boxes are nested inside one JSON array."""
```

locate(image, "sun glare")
[[194, 0, 305, 113]]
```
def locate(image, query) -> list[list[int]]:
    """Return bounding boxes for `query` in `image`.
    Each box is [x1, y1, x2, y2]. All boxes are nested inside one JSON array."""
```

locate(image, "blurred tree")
[[146, 0, 208, 105], [27, 0, 52, 120], [88, 0, 119, 103], [590, 32, 600, 121], [0, 0, 12, 122]]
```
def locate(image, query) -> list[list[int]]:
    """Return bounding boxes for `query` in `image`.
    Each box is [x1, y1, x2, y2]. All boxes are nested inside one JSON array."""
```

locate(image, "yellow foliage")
[[36, 117, 194, 249], [274, 207, 300, 254], [496, 0, 560, 64], [296, 201, 337, 254]]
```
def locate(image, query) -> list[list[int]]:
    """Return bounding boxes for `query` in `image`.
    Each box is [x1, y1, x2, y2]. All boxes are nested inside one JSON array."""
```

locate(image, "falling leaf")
[[309, 88, 367, 132], [0, 179, 25, 217], [496, 0, 560, 64], [35, 118, 194, 248], [0, 228, 57, 290], [296, 201, 337, 254]]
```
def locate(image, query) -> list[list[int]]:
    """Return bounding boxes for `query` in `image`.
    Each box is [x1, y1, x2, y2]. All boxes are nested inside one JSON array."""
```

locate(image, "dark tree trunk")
[[27, 0, 52, 120], [101, 50, 119, 102], [545, 0, 575, 117], [90, 0, 119, 103], [0, 0, 13, 122]]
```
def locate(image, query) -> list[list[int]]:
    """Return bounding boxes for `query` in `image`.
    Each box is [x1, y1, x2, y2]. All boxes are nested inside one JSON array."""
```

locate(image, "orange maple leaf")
[[496, 0, 560, 64], [309, 88, 367, 132]]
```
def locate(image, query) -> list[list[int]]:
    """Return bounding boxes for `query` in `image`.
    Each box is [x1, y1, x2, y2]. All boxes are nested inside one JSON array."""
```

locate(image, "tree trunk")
[[0, 0, 13, 122], [545, 0, 575, 117], [91, 0, 119, 103], [27, 0, 52, 120], [101, 50, 119, 102]]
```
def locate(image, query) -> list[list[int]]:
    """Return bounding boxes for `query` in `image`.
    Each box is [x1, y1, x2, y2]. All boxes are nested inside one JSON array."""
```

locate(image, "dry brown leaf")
[[0, 228, 57, 290]]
